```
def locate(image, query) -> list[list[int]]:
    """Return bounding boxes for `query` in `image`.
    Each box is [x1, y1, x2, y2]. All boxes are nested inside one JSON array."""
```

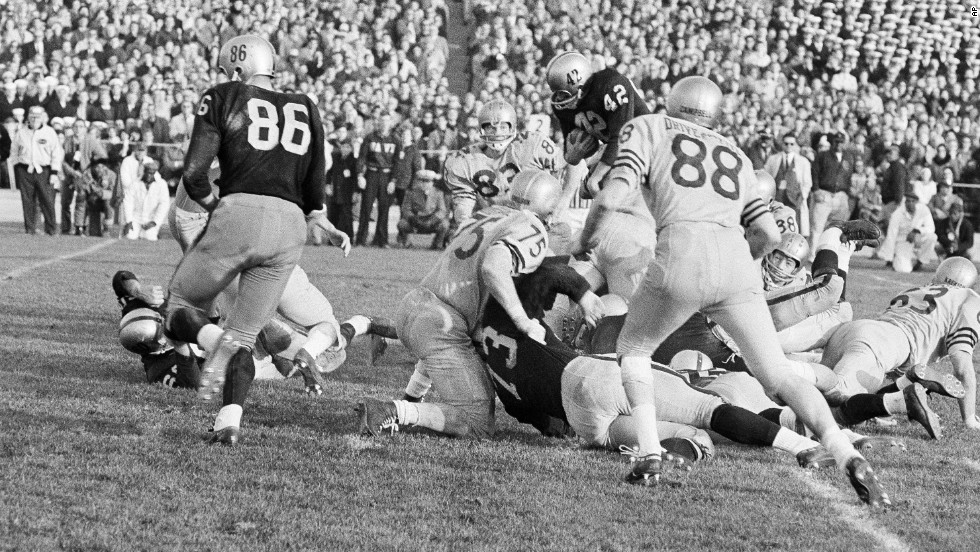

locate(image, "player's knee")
[[256, 320, 293, 356], [620, 357, 655, 386], [164, 307, 211, 343]]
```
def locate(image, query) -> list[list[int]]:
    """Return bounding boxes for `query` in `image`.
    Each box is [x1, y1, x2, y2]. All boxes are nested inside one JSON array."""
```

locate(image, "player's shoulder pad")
[[591, 68, 629, 92]]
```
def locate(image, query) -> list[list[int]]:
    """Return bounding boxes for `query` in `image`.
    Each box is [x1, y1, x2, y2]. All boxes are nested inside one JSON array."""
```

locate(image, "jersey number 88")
[[668, 134, 741, 200]]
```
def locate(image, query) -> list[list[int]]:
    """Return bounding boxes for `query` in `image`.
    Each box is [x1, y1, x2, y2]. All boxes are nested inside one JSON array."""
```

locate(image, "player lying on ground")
[[478, 257, 837, 467], [580, 76, 888, 506], [355, 169, 604, 438], [807, 256, 979, 439]]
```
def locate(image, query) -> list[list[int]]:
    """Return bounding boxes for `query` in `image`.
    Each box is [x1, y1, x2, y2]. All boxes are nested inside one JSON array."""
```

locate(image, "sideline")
[[794, 471, 910, 552], [3, 239, 117, 280]]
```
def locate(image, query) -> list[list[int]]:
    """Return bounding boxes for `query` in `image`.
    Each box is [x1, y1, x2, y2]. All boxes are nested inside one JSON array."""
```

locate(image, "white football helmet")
[[670, 350, 713, 374], [546, 51, 593, 111], [932, 257, 978, 289], [218, 35, 276, 82], [119, 308, 168, 355], [478, 99, 518, 153], [762, 232, 809, 287], [754, 169, 777, 204], [666, 76, 723, 129], [509, 169, 562, 221]]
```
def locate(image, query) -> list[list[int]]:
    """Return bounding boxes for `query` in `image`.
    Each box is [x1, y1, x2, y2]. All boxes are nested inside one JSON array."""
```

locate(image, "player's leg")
[[821, 321, 910, 403], [373, 179, 392, 247], [835, 384, 942, 439]]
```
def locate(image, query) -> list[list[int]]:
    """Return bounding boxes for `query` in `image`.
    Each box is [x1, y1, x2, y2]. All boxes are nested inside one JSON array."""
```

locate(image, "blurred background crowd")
[[2, 0, 978, 259]]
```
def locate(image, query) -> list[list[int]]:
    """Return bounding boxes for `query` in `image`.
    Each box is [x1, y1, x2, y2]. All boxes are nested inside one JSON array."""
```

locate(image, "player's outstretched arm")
[[309, 212, 352, 257], [743, 204, 781, 259], [481, 243, 545, 343], [577, 177, 629, 255], [950, 350, 979, 428]]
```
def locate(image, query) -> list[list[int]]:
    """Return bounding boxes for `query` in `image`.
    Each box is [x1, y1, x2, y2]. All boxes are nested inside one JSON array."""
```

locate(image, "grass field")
[[2, 220, 979, 552]]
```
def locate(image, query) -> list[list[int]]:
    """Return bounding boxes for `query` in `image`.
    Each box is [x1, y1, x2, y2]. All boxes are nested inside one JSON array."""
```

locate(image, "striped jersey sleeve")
[[741, 197, 770, 227], [947, 294, 980, 355], [607, 120, 649, 191]]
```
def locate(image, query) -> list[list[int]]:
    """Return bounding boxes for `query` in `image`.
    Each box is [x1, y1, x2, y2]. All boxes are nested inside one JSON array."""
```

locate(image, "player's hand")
[[357, 175, 367, 190], [328, 229, 352, 257], [519, 318, 547, 344], [141, 285, 165, 307], [577, 290, 606, 328], [564, 129, 599, 165]]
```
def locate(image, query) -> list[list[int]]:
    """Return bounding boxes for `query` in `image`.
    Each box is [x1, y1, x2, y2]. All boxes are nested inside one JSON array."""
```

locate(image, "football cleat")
[[796, 446, 836, 469], [624, 454, 664, 486], [198, 331, 240, 401], [207, 426, 240, 446], [851, 436, 906, 453], [356, 398, 400, 436], [828, 219, 881, 248], [904, 383, 942, 439], [293, 349, 329, 397], [845, 456, 891, 509], [906, 363, 966, 399], [660, 437, 706, 467], [368, 335, 388, 367]]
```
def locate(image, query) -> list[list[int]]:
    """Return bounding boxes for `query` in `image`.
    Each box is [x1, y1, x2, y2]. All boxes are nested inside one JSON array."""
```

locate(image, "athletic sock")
[[837, 394, 888, 426], [300, 328, 332, 359], [222, 347, 254, 406], [404, 367, 432, 399], [369, 316, 399, 339], [344, 315, 371, 337], [394, 399, 419, 425], [214, 404, 243, 431], [772, 428, 819, 455], [822, 431, 861, 467], [877, 382, 900, 394], [811, 249, 839, 279], [630, 403, 662, 456], [882, 391, 907, 416], [708, 404, 780, 447]]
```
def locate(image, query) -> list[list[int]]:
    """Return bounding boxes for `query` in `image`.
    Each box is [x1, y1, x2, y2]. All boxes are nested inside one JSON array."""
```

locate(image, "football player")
[[755, 169, 800, 236], [445, 99, 567, 231], [580, 76, 888, 507], [163, 35, 327, 445], [356, 170, 603, 438], [477, 257, 836, 469], [546, 51, 650, 197], [815, 257, 979, 438]]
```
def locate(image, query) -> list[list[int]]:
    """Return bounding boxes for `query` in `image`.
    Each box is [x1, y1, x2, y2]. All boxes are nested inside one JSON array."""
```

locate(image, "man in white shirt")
[[764, 133, 812, 236], [879, 192, 937, 272], [122, 157, 169, 241], [13, 106, 63, 235]]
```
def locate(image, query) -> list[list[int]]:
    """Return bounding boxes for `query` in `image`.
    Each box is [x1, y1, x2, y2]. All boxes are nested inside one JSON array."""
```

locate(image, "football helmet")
[[478, 99, 518, 153], [754, 169, 777, 203], [509, 169, 562, 220], [119, 307, 167, 355], [546, 51, 592, 111], [218, 35, 276, 82], [932, 257, 978, 289], [669, 350, 713, 373], [666, 76, 723, 129], [763, 232, 809, 286]]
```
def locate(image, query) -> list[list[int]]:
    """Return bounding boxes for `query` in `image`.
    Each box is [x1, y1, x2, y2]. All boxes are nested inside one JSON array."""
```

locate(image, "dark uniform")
[[121, 298, 204, 389], [168, 80, 326, 348], [554, 68, 650, 166], [356, 130, 401, 246]]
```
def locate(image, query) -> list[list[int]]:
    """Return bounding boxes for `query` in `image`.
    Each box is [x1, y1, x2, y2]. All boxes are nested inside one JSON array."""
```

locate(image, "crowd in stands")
[[1, 0, 979, 259]]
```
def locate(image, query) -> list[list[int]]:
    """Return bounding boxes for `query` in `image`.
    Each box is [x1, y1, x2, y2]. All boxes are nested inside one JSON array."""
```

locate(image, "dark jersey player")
[[163, 34, 327, 445], [476, 258, 835, 476], [546, 51, 649, 196]]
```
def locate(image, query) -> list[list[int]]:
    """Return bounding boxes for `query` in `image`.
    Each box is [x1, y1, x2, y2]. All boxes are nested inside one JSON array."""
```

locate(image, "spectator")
[[0, 119, 9, 189], [745, 129, 775, 170], [878, 145, 909, 226], [910, 167, 936, 207], [880, 192, 937, 273], [849, 159, 882, 224], [168, 99, 196, 142], [356, 114, 400, 248], [396, 169, 449, 250], [60, 119, 93, 235], [810, 132, 855, 248], [12, 105, 63, 235], [765, 132, 811, 236], [936, 200, 974, 260], [85, 157, 116, 237], [44, 84, 75, 119], [327, 129, 357, 239], [393, 126, 423, 207], [122, 157, 169, 241]]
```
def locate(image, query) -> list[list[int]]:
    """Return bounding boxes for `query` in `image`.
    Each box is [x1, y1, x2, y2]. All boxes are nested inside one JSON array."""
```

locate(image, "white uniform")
[[397, 206, 550, 437], [445, 131, 563, 228], [822, 285, 980, 395], [600, 115, 833, 449], [770, 200, 799, 235]]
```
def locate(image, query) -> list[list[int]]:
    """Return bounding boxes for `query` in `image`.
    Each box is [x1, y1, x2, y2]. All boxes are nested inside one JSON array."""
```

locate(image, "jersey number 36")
[[246, 98, 311, 155]]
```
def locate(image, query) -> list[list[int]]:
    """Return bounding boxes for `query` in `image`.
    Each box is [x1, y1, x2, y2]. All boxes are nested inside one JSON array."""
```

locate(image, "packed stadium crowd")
[[2, 0, 979, 250]]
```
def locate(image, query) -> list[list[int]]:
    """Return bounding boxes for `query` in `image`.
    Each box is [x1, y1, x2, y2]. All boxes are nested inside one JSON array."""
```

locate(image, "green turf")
[[2, 224, 978, 551]]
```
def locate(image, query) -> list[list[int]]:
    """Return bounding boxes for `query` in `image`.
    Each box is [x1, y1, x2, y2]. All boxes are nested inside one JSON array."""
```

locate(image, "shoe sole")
[[198, 333, 239, 401], [910, 365, 966, 399], [295, 355, 330, 396], [798, 448, 836, 469], [846, 458, 891, 509]]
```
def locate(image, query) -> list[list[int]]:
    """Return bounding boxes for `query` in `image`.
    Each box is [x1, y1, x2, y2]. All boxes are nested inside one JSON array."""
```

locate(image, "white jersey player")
[[755, 169, 800, 235], [816, 257, 979, 439], [356, 171, 587, 439], [445, 100, 564, 230], [580, 76, 887, 507]]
